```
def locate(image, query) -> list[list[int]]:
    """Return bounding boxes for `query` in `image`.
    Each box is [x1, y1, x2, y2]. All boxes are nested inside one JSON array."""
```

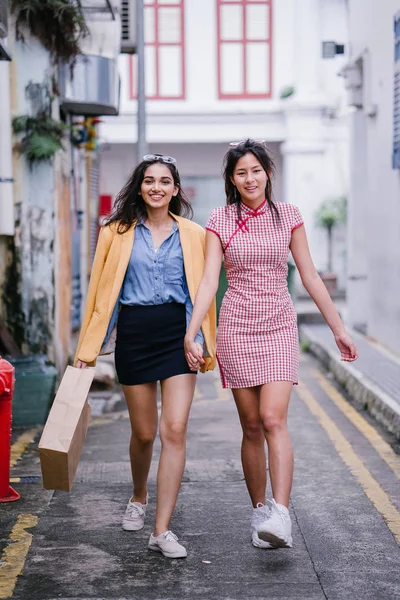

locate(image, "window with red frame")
[[130, 0, 185, 100], [217, 0, 272, 99]]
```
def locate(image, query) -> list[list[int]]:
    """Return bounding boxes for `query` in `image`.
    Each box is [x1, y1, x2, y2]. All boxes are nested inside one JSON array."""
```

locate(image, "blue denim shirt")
[[104, 220, 203, 346]]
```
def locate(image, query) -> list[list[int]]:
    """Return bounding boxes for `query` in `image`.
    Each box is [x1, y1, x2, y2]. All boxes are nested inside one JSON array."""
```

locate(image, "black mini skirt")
[[114, 302, 194, 386]]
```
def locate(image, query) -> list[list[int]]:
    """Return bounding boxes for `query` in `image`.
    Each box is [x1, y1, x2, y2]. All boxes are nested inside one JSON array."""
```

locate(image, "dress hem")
[[220, 378, 298, 390]]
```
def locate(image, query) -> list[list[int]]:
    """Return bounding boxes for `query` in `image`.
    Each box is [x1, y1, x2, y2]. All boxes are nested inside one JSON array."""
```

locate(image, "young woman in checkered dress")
[[184, 139, 358, 550]]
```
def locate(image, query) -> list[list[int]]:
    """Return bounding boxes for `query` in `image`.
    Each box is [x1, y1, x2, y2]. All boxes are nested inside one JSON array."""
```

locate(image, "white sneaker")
[[257, 499, 293, 548], [148, 530, 187, 559], [251, 503, 275, 549], [122, 494, 148, 531]]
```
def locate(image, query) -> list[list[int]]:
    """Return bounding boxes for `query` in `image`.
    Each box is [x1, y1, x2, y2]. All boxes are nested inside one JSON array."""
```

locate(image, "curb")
[[299, 325, 400, 441]]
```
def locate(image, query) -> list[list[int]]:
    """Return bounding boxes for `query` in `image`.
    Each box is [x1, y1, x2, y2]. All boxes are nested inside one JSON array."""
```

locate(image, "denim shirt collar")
[[137, 217, 178, 233]]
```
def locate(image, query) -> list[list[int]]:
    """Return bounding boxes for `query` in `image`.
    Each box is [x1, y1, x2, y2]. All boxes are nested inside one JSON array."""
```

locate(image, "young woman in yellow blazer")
[[75, 154, 216, 559]]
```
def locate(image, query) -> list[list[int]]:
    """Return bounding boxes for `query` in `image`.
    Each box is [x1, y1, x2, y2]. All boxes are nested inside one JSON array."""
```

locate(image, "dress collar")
[[240, 199, 267, 216]]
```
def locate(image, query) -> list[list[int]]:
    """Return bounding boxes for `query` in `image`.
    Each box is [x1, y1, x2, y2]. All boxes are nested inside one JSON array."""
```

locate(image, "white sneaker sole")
[[122, 521, 145, 531], [251, 534, 276, 549], [258, 529, 293, 548], [148, 543, 187, 559]]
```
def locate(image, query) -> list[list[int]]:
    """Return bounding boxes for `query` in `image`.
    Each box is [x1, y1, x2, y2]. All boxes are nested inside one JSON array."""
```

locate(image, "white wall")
[[122, 0, 291, 113], [3, 31, 85, 370], [320, 0, 349, 105], [9, 37, 57, 357], [99, 140, 283, 227], [346, 0, 400, 352], [102, 0, 350, 144], [100, 142, 229, 199], [99, 0, 349, 286]]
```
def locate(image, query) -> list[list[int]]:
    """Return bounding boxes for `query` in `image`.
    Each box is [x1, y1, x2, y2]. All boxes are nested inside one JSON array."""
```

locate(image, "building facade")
[[0, 1, 123, 373], [342, 0, 400, 354], [100, 0, 350, 287]]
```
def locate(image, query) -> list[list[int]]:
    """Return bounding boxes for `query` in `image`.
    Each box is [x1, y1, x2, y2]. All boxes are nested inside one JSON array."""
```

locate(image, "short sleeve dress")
[[206, 200, 304, 389]]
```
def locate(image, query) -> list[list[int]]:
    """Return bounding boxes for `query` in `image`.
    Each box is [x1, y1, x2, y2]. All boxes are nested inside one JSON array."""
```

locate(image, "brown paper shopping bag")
[[39, 366, 95, 491]]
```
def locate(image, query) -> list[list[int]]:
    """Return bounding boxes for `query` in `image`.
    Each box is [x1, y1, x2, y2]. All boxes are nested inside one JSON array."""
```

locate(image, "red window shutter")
[[217, 0, 273, 99], [130, 0, 186, 100]]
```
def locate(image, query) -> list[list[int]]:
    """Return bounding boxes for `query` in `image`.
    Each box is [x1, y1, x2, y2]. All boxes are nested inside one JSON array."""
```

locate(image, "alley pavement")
[[300, 323, 400, 440], [1, 352, 400, 600]]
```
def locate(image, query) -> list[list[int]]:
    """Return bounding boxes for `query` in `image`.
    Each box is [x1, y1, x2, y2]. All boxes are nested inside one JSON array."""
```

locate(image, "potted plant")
[[315, 197, 347, 293], [10, 0, 88, 67]]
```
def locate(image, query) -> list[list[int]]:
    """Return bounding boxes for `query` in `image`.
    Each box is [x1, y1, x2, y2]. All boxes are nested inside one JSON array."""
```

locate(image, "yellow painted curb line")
[[0, 514, 39, 599], [10, 429, 41, 468], [313, 370, 400, 481], [89, 410, 129, 428], [298, 383, 400, 544]]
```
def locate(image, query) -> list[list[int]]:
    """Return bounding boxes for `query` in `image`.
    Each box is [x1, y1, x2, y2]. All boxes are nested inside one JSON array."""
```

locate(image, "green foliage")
[[315, 197, 347, 231], [2, 239, 26, 351], [12, 114, 66, 164], [280, 86, 295, 99], [10, 0, 89, 65], [315, 197, 347, 272], [300, 340, 310, 353]]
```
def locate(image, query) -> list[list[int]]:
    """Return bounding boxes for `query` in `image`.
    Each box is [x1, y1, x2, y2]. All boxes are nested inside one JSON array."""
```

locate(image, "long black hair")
[[223, 139, 279, 223], [104, 157, 193, 233]]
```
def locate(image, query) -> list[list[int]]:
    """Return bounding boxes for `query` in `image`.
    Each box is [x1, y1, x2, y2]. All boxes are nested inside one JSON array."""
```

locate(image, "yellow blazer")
[[74, 214, 216, 372]]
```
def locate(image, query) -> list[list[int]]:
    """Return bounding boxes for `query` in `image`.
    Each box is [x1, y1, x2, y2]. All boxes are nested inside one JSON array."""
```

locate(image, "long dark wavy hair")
[[104, 157, 193, 233], [223, 139, 279, 224]]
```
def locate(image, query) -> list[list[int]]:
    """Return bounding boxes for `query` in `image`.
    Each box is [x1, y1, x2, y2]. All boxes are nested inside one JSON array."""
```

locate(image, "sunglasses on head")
[[229, 140, 266, 147], [142, 153, 177, 165]]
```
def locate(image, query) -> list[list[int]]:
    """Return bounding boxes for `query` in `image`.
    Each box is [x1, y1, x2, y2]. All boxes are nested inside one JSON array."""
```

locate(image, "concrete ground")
[[1, 352, 400, 600]]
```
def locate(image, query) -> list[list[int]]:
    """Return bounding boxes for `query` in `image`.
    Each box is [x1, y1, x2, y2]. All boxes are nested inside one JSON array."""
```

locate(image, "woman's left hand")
[[334, 331, 358, 362]]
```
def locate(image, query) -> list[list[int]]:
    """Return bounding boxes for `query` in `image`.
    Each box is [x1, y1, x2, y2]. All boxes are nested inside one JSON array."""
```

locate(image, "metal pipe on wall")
[[0, 61, 14, 235], [136, 0, 147, 160]]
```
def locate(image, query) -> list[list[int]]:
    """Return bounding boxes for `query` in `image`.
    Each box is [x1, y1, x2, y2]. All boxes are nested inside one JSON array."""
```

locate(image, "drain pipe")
[[0, 60, 14, 236]]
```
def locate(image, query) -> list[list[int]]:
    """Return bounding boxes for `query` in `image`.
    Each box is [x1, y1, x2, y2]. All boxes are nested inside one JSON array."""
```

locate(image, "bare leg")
[[122, 382, 158, 504], [259, 381, 293, 507], [232, 386, 267, 507], [154, 373, 196, 536]]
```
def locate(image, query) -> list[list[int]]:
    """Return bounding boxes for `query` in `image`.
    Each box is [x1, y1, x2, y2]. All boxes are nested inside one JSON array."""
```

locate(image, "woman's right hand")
[[184, 337, 205, 371], [75, 360, 88, 369], [334, 331, 358, 362]]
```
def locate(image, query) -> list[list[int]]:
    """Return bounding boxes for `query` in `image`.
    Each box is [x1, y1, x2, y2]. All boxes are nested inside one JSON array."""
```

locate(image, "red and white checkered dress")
[[206, 200, 304, 389]]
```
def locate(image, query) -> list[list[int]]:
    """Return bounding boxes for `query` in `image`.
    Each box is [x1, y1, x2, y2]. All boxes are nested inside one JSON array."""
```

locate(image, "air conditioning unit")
[[120, 0, 136, 54], [0, 0, 8, 38]]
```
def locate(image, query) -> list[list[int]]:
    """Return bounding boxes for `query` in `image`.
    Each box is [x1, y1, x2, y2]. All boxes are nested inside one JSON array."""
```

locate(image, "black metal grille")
[[0, 0, 8, 38], [89, 155, 100, 264], [121, 0, 130, 40]]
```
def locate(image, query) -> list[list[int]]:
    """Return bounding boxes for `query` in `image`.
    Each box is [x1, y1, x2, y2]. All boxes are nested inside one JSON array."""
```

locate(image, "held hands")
[[184, 337, 205, 372], [334, 331, 358, 362]]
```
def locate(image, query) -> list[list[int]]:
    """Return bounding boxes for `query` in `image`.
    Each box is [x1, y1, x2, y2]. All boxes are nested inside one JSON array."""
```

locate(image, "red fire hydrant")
[[0, 356, 20, 502]]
